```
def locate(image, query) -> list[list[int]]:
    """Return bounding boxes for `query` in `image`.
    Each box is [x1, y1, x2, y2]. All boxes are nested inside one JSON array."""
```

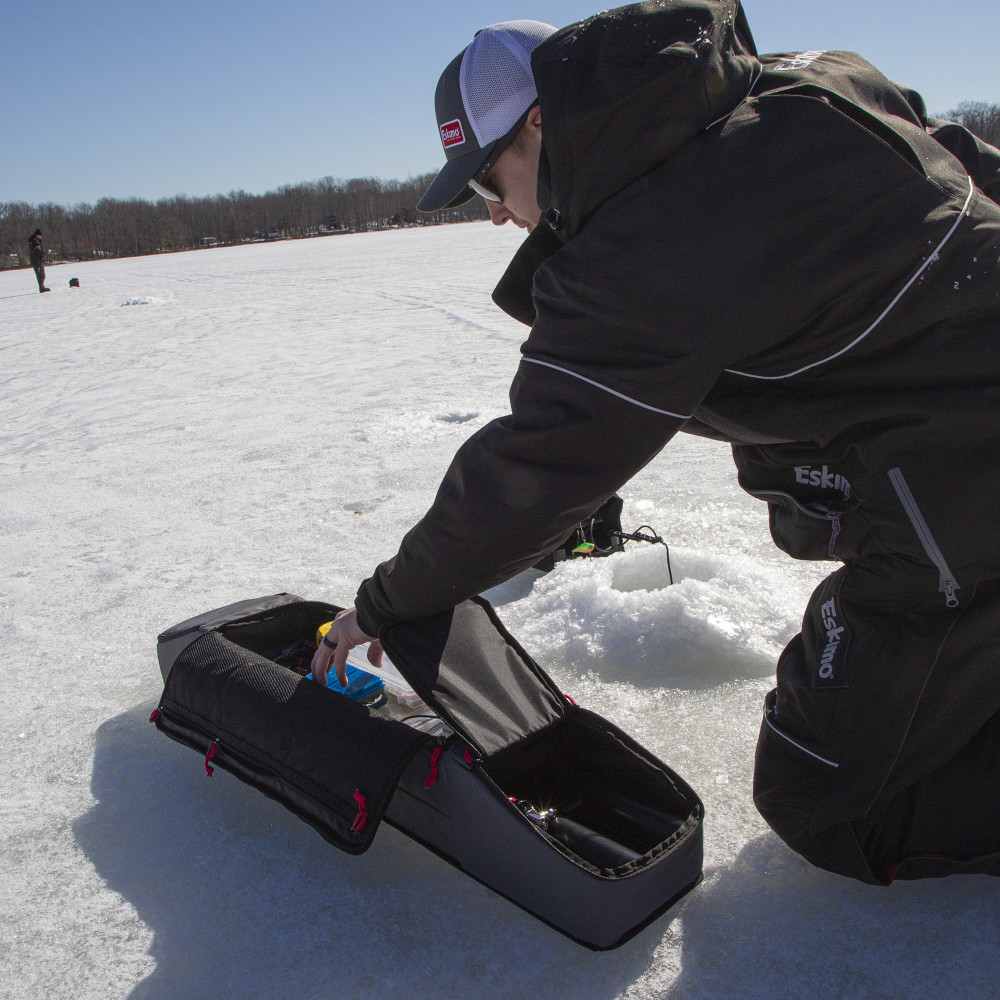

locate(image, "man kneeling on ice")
[[313, 1, 1000, 885]]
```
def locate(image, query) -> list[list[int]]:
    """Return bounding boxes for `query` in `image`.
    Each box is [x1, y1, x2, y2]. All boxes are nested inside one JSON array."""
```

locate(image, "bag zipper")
[[152, 702, 430, 830], [887, 467, 960, 607], [153, 704, 280, 780]]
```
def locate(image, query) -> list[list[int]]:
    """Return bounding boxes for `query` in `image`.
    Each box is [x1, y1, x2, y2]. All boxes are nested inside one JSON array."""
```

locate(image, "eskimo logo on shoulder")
[[773, 50, 826, 72]]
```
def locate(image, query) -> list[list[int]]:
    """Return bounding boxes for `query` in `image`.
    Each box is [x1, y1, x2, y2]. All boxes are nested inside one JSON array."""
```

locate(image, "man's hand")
[[309, 607, 381, 688]]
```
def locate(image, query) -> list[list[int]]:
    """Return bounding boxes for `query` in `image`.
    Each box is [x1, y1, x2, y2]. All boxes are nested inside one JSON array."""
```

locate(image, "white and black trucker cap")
[[417, 20, 556, 213]]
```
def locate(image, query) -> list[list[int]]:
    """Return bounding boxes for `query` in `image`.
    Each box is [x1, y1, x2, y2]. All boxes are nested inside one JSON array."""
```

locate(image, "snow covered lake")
[[1, 224, 996, 998]]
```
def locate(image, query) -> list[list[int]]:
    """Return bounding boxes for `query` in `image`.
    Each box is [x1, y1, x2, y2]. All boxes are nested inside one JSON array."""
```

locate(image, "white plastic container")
[[318, 641, 450, 736], [343, 646, 423, 706], [344, 646, 455, 737]]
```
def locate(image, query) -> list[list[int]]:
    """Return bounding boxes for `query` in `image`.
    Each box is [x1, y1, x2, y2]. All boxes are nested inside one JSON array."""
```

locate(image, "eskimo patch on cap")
[[440, 119, 466, 149]]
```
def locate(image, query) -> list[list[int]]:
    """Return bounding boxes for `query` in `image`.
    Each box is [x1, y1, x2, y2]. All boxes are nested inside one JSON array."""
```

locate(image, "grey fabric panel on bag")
[[387, 739, 703, 949], [381, 598, 567, 757]]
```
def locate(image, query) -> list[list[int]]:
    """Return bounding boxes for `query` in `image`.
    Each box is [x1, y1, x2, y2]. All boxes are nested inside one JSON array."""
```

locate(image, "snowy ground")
[[1, 225, 996, 999]]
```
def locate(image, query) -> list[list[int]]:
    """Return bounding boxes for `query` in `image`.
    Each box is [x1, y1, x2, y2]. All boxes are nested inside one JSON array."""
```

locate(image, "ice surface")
[[1, 225, 996, 999]]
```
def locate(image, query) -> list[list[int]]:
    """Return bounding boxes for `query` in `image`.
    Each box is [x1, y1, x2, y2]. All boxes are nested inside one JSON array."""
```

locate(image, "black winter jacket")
[[355, 0, 1000, 634]]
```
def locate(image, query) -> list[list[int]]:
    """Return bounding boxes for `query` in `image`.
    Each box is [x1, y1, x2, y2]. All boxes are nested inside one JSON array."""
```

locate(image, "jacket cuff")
[[354, 575, 391, 638]]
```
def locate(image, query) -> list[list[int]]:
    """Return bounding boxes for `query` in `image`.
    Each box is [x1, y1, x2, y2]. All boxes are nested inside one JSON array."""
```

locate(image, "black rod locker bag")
[[152, 593, 704, 949]]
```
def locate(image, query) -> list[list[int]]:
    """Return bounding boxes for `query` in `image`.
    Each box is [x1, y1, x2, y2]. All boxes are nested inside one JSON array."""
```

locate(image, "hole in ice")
[[434, 412, 479, 424], [610, 544, 726, 593], [610, 544, 673, 592], [342, 500, 378, 514], [497, 547, 806, 690]]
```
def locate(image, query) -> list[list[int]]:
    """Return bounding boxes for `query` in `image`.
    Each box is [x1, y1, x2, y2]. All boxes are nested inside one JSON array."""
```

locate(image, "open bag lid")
[[380, 597, 568, 759]]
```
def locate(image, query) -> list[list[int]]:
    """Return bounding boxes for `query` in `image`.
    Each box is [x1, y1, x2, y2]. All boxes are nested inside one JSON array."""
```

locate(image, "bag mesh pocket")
[[158, 630, 433, 853]]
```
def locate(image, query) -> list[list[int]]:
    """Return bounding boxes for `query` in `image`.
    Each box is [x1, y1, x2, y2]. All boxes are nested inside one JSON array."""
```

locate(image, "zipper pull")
[[942, 579, 960, 608], [424, 745, 443, 789], [351, 789, 368, 832], [204, 740, 219, 778], [827, 512, 842, 559]]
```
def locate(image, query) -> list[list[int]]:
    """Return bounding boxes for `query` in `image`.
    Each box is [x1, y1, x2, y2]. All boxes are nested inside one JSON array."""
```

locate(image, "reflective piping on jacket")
[[726, 175, 976, 380], [763, 707, 840, 768], [521, 357, 692, 419], [705, 66, 763, 131]]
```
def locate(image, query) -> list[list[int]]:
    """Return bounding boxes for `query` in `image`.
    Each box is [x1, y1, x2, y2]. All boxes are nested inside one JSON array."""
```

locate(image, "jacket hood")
[[530, 0, 760, 236]]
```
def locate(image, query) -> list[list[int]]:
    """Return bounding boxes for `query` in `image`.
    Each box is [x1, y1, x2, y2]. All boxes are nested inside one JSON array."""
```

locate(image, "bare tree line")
[[942, 100, 1000, 147], [2, 101, 997, 270], [0, 172, 488, 268]]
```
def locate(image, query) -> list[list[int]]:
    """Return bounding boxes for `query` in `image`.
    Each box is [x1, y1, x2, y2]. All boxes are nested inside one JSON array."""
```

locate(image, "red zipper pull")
[[352, 789, 368, 832], [204, 741, 219, 777], [424, 746, 442, 789]]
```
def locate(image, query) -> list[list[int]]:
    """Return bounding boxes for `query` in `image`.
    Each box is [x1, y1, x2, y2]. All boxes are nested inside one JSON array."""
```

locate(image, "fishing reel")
[[533, 494, 673, 584]]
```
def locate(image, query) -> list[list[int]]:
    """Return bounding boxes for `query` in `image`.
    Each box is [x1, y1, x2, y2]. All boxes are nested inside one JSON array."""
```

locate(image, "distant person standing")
[[29, 229, 50, 293]]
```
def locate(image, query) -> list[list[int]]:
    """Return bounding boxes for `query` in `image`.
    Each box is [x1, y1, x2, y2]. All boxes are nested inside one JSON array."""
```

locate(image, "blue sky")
[[2, 0, 997, 206]]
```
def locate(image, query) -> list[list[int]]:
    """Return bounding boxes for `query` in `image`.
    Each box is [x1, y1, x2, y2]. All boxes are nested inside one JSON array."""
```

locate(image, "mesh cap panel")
[[460, 20, 553, 146]]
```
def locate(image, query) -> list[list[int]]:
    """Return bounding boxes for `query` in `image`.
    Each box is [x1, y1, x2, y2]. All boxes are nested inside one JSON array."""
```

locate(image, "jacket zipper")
[[887, 467, 960, 607], [748, 489, 846, 559]]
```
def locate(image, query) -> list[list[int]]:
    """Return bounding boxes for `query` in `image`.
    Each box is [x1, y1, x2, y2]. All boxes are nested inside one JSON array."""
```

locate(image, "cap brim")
[[417, 139, 500, 213]]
